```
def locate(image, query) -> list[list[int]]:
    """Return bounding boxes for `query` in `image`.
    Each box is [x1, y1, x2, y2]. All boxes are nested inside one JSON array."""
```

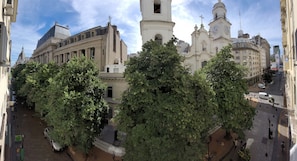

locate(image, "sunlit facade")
[[280, 0, 297, 149]]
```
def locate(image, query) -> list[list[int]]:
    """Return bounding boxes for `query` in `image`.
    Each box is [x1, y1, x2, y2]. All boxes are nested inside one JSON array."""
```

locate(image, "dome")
[[213, 1, 226, 10]]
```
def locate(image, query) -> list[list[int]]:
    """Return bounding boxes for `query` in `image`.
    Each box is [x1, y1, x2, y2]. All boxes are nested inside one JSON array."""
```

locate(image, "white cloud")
[[11, 23, 44, 64], [10, 0, 283, 65]]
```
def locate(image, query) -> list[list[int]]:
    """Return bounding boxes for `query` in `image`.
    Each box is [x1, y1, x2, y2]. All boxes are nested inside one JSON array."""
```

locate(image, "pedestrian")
[[233, 138, 238, 150], [281, 141, 285, 152]]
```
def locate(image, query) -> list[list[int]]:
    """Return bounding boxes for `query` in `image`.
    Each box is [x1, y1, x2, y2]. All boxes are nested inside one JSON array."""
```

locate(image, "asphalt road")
[[245, 71, 286, 161]]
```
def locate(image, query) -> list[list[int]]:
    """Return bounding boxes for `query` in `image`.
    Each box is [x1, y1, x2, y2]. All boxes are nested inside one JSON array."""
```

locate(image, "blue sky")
[[11, 0, 282, 65]]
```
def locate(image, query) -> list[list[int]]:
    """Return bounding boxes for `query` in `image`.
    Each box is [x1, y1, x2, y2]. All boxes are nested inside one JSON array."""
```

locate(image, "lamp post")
[[207, 135, 212, 161]]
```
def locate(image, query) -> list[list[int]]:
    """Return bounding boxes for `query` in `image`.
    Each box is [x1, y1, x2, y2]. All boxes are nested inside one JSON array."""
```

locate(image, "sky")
[[10, 0, 282, 65]]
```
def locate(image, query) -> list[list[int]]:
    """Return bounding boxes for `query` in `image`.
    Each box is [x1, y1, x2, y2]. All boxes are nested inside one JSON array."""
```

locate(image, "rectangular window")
[[61, 54, 64, 63], [86, 32, 91, 38], [107, 86, 113, 98], [72, 51, 77, 57], [295, 30, 297, 59], [90, 47, 95, 59], [113, 29, 116, 52], [66, 53, 70, 62], [154, 4, 161, 13], [80, 49, 85, 57], [7, 0, 12, 4]]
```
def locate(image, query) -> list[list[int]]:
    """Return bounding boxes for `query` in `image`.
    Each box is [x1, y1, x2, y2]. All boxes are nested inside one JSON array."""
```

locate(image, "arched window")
[[201, 61, 207, 68], [154, 0, 161, 13], [155, 34, 163, 44]]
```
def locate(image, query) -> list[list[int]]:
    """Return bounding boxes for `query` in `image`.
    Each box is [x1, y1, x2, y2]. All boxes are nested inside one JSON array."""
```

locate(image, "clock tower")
[[209, 0, 231, 51], [140, 0, 175, 45]]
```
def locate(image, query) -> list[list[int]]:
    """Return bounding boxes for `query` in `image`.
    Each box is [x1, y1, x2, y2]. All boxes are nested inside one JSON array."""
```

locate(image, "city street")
[[245, 71, 288, 161], [5, 100, 73, 161]]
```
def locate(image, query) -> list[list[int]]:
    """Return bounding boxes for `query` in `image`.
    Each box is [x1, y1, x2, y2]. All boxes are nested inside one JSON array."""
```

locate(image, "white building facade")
[[183, 0, 231, 73], [0, 0, 18, 161], [140, 0, 175, 45]]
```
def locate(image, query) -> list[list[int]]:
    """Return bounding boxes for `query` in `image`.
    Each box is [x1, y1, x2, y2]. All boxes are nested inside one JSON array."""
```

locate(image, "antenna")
[[239, 10, 242, 30], [108, 16, 112, 24]]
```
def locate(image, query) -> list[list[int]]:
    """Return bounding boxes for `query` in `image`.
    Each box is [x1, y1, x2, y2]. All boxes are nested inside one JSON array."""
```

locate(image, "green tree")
[[29, 62, 60, 115], [262, 69, 272, 84], [18, 62, 43, 108], [201, 45, 255, 138], [117, 39, 217, 161], [11, 64, 26, 97], [44, 57, 108, 154]]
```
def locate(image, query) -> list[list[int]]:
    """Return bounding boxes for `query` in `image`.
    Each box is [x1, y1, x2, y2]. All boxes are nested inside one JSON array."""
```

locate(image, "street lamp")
[[207, 135, 212, 161]]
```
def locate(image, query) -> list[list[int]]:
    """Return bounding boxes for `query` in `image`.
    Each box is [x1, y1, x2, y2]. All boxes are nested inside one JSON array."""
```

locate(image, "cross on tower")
[[108, 16, 112, 24], [199, 15, 204, 25]]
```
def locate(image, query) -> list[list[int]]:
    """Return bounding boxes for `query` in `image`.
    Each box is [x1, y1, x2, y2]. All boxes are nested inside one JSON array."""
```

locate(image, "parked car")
[[258, 83, 265, 89], [43, 127, 64, 152]]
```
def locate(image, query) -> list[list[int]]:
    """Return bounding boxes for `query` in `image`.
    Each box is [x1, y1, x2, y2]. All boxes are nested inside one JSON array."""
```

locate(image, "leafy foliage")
[[11, 58, 108, 154], [201, 45, 255, 138], [262, 68, 273, 83], [117, 39, 217, 161], [44, 57, 108, 153], [11, 63, 27, 98]]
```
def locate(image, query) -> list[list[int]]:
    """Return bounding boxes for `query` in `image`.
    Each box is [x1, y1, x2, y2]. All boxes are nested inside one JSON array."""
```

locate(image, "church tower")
[[140, 0, 175, 45], [209, 0, 231, 51]]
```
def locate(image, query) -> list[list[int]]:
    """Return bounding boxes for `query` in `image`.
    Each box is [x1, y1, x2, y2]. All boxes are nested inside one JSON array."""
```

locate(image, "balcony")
[[3, 4, 13, 16]]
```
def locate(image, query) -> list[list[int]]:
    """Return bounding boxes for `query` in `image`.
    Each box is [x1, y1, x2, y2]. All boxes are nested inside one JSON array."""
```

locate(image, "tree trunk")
[[224, 129, 232, 140]]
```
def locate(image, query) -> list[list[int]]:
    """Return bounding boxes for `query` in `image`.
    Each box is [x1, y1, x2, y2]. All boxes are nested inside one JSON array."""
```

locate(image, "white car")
[[43, 127, 64, 152], [258, 83, 265, 89]]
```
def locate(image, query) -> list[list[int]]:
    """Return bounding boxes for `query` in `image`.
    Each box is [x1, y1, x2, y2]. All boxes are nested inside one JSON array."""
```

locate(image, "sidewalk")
[[275, 109, 289, 161], [206, 128, 234, 161], [218, 85, 262, 161]]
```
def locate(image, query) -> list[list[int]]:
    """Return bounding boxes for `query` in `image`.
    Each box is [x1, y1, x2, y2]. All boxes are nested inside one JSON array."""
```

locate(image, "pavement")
[[206, 85, 260, 161], [5, 101, 72, 161], [211, 82, 290, 161]]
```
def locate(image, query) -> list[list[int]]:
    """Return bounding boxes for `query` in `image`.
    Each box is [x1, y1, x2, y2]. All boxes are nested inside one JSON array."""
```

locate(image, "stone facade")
[[280, 0, 297, 145], [183, 0, 231, 73], [31, 22, 128, 103], [0, 0, 18, 161]]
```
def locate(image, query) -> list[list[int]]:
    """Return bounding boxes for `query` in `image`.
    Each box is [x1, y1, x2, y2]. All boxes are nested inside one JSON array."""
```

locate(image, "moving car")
[[43, 127, 64, 152], [258, 92, 272, 100]]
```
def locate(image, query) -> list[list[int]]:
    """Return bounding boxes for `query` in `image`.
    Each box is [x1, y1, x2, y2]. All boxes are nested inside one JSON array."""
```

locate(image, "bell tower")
[[140, 0, 175, 45], [209, 0, 231, 51]]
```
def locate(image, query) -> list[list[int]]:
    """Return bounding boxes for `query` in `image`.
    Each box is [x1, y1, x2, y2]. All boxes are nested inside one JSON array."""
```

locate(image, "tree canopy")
[[11, 57, 108, 154], [201, 45, 255, 138], [117, 39, 217, 161], [44, 57, 108, 153]]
